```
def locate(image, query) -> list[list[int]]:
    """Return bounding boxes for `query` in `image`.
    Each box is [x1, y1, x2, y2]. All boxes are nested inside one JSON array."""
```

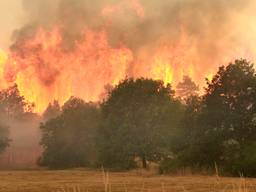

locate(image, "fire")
[[150, 49, 175, 85], [0, 49, 7, 64], [152, 58, 173, 86], [2, 28, 133, 112], [0, 49, 9, 89], [0, 25, 220, 113], [0, 0, 254, 112]]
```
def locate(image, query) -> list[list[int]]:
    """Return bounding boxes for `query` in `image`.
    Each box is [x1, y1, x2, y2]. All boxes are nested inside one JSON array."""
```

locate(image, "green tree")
[[0, 84, 35, 156], [97, 78, 183, 170], [0, 84, 34, 121], [204, 59, 256, 149], [184, 59, 256, 174], [39, 97, 100, 169]]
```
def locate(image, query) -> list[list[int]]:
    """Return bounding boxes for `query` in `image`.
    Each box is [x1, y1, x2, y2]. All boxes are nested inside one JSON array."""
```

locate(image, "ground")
[[0, 170, 255, 192]]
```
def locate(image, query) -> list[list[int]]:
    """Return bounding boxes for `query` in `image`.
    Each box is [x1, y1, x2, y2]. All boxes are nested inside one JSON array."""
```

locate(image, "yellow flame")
[[152, 56, 174, 86], [0, 49, 7, 64], [0, 49, 9, 89], [206, 72, 214, 82]]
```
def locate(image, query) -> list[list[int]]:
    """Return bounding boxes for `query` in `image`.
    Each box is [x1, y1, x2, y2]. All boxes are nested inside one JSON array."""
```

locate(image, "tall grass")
[[56, 169, 254, 192]]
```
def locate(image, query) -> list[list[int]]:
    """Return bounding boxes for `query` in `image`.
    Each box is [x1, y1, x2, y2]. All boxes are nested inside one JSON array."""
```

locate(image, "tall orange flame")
[[2, 28, 134, 112], [0, 0, 254, 112], [0, 26, 229, 112]]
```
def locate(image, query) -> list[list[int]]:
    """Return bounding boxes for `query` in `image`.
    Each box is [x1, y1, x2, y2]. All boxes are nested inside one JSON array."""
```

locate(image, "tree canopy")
[[23, 58, 256, 176], [39, 97, 100, 169], [170, 59, 256, 176], [42, 100, 61, 121], [0, 84, 35, 121], [97, 78, 183, 169]]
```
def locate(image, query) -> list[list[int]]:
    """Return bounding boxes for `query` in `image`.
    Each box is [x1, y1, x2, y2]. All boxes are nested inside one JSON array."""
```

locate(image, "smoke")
[[16, 1, 253, 65], [4, 0, 256, 112], [16, 0, 250, 48]]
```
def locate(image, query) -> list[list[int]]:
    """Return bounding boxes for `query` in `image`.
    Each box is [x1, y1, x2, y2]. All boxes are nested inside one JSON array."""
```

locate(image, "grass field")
[[0, 169, 256, 192]]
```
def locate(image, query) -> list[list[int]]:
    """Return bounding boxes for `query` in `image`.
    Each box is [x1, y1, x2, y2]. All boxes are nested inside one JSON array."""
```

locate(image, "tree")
[[173, 95, 202, 158], [159, 95, 204, 174], [97, 78, 183, 169], [0, 123, 10, 154], [0, 84, 35, 121], [39, 97, 100, 169], [176, 76, 199, 99], [42, 100, 61, 121], [204, 59, 256, 142], [180, 59, 256, 175]]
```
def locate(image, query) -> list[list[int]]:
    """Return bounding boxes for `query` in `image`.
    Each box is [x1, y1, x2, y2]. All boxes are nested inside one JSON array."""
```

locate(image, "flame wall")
[[0, 0, 256, 112]]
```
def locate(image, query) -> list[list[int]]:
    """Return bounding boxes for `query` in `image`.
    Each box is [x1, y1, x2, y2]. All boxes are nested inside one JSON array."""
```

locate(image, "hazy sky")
[[0, 0, 24, 49]]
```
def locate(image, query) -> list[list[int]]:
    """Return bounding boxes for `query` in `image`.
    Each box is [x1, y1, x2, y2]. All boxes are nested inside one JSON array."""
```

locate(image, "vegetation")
[[37, 59, 256, 176], [97, 78, 183, 170], [0, 170, 254, 192], [0, 84, 35, 120], [39, 97, 100, 169], [42, 100, 61, 121], [0, 59, 255, 177], [0, 84, 36, 154], [0, 123, 9, 153], [170, 59, 256, 176]]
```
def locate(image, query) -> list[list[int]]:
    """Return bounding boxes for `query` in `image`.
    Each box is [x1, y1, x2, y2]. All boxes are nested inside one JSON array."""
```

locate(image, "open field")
[[0, 170, 256, 192]]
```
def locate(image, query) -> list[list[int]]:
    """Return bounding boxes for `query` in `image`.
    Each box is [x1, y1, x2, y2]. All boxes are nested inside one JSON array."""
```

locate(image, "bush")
[[39, 97, 100, 169], [225, 143, 256, 177], [159, 157, 181, 174]]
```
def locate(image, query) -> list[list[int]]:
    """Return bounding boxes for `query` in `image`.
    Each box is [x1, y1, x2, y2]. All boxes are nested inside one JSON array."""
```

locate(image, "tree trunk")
[[142, 155, 147, 169]]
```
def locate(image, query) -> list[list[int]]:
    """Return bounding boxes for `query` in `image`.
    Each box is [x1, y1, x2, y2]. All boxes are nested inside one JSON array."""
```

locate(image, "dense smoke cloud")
[[16, 0, 250, 49], [16, 0, 253, 65], [4, 0, 256, 112]]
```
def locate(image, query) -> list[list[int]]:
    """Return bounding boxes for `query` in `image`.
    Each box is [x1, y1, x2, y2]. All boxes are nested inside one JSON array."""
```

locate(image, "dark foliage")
[[97, 78, 183, 170], [39, 97, 100, 169], [165, 59, 256, 177], [35, 59, 256, 176]]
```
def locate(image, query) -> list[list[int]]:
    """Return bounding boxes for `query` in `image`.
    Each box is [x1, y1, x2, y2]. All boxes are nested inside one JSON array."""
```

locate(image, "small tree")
[[0, 123, 10, 154], [176, 76, 199, 99], [0, 84, 35, 121], [39, 97, 100, 169], [176, 59, 256, 175]]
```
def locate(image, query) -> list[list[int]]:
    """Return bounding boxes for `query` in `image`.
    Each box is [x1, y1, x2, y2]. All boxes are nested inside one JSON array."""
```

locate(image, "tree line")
[[0, 59, 256, 176]]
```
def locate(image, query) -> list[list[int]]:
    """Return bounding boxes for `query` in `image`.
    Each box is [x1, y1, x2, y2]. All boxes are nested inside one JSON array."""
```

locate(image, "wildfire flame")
[[2, 28, 135, 112], [0, 0, 255, 112], [0, 26, 215, 113]]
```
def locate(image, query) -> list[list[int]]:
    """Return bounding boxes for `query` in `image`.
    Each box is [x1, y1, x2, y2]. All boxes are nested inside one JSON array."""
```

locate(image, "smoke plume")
[[2, 0, 256, 112]]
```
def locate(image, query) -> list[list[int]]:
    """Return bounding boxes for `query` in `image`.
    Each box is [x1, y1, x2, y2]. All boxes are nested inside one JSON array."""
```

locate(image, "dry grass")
[[0, 169, 255, 192]]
